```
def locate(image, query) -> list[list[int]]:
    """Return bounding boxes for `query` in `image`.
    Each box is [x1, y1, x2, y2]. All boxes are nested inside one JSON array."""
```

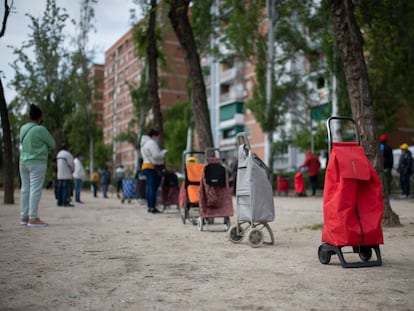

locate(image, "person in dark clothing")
[[100, 167, 111, 198], [299, 150, 321, 196], [380, 134, 394, 195], [397, 143, 412, 199], [115, 165, 126, 198]]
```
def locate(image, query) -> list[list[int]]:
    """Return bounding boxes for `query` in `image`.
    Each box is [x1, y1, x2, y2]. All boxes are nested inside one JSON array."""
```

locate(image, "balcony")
[[219, 67, 237, 84]]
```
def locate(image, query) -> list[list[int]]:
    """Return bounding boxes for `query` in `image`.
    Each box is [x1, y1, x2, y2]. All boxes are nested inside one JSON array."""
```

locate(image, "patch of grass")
[[301, 223, 324, 230]]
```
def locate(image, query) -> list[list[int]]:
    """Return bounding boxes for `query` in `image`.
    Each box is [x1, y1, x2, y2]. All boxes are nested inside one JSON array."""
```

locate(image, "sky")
[[0, 0, 139, 102]]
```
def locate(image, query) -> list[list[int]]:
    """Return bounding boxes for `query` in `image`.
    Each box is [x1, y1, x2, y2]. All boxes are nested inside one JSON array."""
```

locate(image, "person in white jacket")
[[56, 143, 74, 207], [73, 153, 87, 204], [140, 129, 167, 214]]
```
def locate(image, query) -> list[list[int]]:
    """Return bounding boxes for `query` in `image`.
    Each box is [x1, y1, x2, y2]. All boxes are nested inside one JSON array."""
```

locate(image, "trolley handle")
[[326, 116, 361, 155], [236, 132, 251, 149], [204, 147, 221, 163], [181, 150, 205, 174]]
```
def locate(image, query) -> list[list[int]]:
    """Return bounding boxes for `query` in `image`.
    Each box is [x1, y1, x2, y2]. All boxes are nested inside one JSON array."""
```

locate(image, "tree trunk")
[[147, 0, 164, 148], [0, 78, 15, 204], [328, 0, 400, 226], [168, 0, 213, 150]]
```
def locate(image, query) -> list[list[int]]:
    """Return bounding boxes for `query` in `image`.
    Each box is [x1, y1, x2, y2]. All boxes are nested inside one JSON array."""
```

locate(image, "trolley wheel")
[[224, 217, 231, 231], [121, 199, 125, 204], [228, 225, 244, 243], [190, 216, 197, 226], [263, 222, 274, 245], [248, 228, 264, 248], [181, 208, 186, 224], [318, 244, 332, 264], [359, 247, 373, 262], [197, 217, 204, 231]]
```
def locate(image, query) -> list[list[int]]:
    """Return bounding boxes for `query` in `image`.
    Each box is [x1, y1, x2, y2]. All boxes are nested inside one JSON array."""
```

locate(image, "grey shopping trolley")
[[228, 133, 275, 247]]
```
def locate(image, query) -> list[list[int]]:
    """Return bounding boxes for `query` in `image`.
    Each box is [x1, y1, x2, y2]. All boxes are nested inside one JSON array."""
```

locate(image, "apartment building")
[[103, 19, 188, 174]]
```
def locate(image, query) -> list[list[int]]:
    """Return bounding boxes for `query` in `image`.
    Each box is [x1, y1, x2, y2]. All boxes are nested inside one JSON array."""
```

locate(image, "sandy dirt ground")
[[0, 188, 413, 311]]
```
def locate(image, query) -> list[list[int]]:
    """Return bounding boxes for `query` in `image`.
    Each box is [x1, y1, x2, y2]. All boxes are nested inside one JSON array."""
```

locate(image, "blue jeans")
[[102, 184, 109, 198], [74, 178, 83, 202], [400, 174, 410, 196], [142, 168, 161, 209], [19, 163, 47, 220], [91, 182, 98, 197], [57, 179, 72, 206]]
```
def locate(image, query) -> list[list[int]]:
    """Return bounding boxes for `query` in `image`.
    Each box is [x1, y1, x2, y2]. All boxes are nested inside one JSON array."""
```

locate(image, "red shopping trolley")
[[318, 116, 383, 268]]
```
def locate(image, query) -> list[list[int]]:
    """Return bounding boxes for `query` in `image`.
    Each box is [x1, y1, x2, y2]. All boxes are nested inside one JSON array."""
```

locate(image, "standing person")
[[397, 143, 412, 199], [140, 129, 167, 214], [19, 104, 56, 227], [73, 153, 87, 204], [90, 169, 100, 198], [100, 167, 111, 198], [380, 134, 394, 195], [56, 143, 74, 207], [115, 165, 126, 198], [299, 150, 321, 196]]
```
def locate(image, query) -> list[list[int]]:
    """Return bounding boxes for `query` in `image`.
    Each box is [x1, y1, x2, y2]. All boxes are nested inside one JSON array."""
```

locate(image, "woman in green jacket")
[[19, 104, 56, 227]]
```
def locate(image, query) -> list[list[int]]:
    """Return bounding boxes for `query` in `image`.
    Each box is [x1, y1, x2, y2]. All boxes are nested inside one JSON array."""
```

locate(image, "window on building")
[[220, 83, 230, 95], [317, 77, 325, 89], [222, 125, 244, 139], [219, 102, 244, 121]]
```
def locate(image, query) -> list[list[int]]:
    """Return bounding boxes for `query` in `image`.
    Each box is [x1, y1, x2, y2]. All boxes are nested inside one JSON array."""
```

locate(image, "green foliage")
[[355, 0, 414, 131], [131, 4, 167, 67], [66, 0, 99, 158], [9, 0, 107, 177], [93, 139, 112, 170], [10, 0, 74, 143], [291, 121, 328, 153], [163, 101, 193, 170], [219, 0, 265, 60], [246, 1, 312, 136], [191, 0, 215, 54]]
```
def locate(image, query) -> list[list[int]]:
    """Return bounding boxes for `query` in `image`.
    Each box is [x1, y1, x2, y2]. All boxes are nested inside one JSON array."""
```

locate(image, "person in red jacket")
[[299, 150, 321, 196]]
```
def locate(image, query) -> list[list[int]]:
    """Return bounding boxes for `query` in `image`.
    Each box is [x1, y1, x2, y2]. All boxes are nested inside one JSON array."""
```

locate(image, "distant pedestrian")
[[397, 143, 412, 199], [115, 165, 126, 198], [91, 169, 100, 198], [19, 104, 56, 227], [56, 143, 74, 207], [299, 150, 321, 196], [73, 153, 87, 204], [140, 129, 167, 214], [379, 134, 393, 195], [100, 167, 111, 198]]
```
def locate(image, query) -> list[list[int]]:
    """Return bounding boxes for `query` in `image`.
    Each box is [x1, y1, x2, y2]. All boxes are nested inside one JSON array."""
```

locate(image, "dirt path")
[[0, 189, 413, 310]]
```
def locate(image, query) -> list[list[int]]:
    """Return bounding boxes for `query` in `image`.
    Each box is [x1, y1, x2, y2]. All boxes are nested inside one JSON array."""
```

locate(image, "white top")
[[73, 157, 87, 180], [56, 149, 74, 180], [140, 135, 166, 165]]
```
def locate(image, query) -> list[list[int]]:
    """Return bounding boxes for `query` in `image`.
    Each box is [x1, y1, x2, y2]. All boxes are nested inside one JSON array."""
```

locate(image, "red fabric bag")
[[294, 172, 305, 194], [322, 142, 384, 246]]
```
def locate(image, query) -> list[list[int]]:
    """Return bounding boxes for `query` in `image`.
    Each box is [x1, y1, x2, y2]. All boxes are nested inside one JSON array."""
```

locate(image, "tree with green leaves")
[[327, 0, 399, 226], [163, 101, 193, 169], [355, 0, 414, 133], [65, 0, 99, 174], [146, 0, 164, 148], [168, 0, 213, 151], [10, 0, 74, 143]]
